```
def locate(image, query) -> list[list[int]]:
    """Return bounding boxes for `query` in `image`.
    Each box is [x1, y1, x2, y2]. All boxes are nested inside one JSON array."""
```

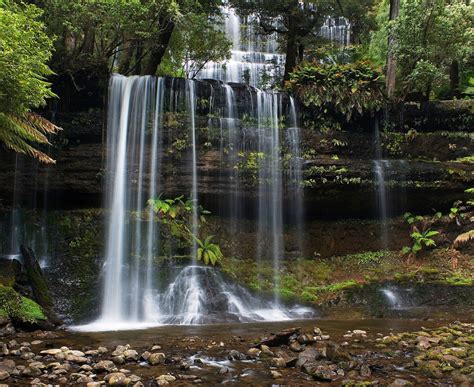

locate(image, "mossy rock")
[[0, 284, 46, 324]]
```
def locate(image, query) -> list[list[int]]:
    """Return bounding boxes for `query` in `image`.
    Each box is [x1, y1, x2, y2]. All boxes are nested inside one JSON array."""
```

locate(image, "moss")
[[442, 275, 473, 286], [0, 285, 46, 323]]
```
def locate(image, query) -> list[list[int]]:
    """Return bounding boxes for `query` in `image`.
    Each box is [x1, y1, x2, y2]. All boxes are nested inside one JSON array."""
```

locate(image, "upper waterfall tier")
[[195, 7, 351, 88]]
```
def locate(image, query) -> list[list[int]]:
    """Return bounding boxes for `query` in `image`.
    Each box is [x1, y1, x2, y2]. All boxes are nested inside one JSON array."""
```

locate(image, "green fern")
[[0, 112, 60, 164]]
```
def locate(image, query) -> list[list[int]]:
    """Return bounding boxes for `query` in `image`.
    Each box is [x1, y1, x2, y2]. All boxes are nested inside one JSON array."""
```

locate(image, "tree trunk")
[[20, 245, 62, 325], [143, 19, 175, 76], [449, 60, 460, 96], [118, 40, 133, 75], [386, 0, 400, 99], [283, 10, 298, 82]]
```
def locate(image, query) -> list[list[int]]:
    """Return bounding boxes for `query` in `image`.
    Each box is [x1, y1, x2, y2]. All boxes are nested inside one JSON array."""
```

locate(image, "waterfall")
[[196, 6, 285, 88], [373, 119, 389, 249], [288, 98, 304, 256], [319, 16, 351, 46]]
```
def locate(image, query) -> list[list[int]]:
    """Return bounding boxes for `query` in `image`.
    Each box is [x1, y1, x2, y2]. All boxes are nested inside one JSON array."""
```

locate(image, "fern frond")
[[0, 112, 59, 164], [453, 230, 474, 249]]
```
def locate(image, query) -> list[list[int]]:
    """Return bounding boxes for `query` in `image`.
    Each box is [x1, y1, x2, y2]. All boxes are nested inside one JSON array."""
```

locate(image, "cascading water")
[[75, 74, 311, 331], [196, 7, 284, 88], [319, 16, 352, 46], [76, 3, 313, 330]]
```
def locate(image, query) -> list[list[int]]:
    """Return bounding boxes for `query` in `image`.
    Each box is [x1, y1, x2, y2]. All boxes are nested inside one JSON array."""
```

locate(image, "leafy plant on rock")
[[286, 61, 384, 121], [195, 236, 223, 266], [402, 212, 439, 256], [148, 196, 221, 266]]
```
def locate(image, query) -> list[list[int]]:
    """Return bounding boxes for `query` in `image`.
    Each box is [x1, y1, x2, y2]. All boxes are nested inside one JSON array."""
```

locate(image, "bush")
[[286, 61, 384, 121]]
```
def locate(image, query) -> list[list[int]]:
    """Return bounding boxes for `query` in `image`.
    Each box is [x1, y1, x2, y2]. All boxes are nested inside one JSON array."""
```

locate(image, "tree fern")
[[0, 112, 60, 164]]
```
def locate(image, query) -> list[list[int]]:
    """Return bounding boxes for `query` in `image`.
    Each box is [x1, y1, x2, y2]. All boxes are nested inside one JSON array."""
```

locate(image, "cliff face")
[[0, 79, 472, 220]]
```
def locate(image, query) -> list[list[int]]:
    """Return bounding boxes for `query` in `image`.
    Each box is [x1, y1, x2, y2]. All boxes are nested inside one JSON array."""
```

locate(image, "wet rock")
[[148, 352, 166, 365], [87, 383, 102, 387], [271, 357, 286, 368], [178, 360, 190, 370], [247, 348, 261, 358], [123, 349, 139, 361], [388, 379, 414, 386], [112, 345, 129, 356], [0, 344, 8, 356], [0, 360, 15, 373], [296, 347, 326, 369], [94, 360, 116, 372], [228, 349, 246, 360], [326, 342, 351, 362], [66, 354, 89, 364], [140, 351, 150, 361], [151, 345, 162, 351], [98, 346, 108, 354], [113, 355, 125, 364], [105, 372, 130, 385], [156, 374, 176, 383], [305, 364, 338, 381], [298, 334, 315, 345], [21, 365, 42, 377], [442, 354, 464, 368], [360, 364, 371, 377], [218, 366, 230, 375], [20, 351, 35, 360], [289, 341, 303, 352], [260, 345, 274, 357], [69, 349, 86, 357], [0, 371, 9, 381], [85, 350, 99, 356], [255, 327, 300, 348], [313, 327, 323, 336], [270, 370, 282, 379], [81, 364, 93, 372]]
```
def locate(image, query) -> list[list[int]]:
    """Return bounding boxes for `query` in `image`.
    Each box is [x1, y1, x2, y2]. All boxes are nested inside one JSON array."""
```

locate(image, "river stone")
[[0, 359, 15, 372], [388, 379, 414, 386], [148, 352, 166, 365], [271, 357, 286, 368], [326, 342, 350, 361], [112, 345, 129, 356], [313, 327, 323, 336], [289, 341, 303, 352], [87, 383, 101, 387], [247, 348, 261, 357], [360, 364, 371, 377], [22, 366, 42, 377], [270, 370, 282, 379], [305, 364, 338, 381], [151, 345, 162, 351], [85, 350, 99, 356], [296, 347, 326, 369], [157, 374, 176, 382], [140, 351, 151, 361], [0, 371, 9, 381], [123, 349, 139, 361], [94, 360, 116, 372], [66, 354, 89, 364], [228, 349, 246, 360], [105, 372, 130, 385], [442, 354, 464, 368], [98, 346, 108, 353], [260, 345, 274, 357], [298, 334, 315, 345]]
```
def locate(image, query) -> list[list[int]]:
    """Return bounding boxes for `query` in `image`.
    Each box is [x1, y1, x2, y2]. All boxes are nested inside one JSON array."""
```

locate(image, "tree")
[[0, 0, 59, 163], [370, 0, 474, 100], [230, 0, 334, 81], [42, 0, 223, 78], [159, 12, 231, 79], [386, 0, 400, 98]]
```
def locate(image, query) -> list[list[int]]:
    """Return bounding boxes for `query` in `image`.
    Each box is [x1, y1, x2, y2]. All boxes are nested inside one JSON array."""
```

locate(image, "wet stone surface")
[[0, 319, 472, 385]]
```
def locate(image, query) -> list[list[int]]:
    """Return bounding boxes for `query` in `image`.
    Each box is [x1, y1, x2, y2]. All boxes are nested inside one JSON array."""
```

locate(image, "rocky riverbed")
[[0, 319, 473, 386]]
